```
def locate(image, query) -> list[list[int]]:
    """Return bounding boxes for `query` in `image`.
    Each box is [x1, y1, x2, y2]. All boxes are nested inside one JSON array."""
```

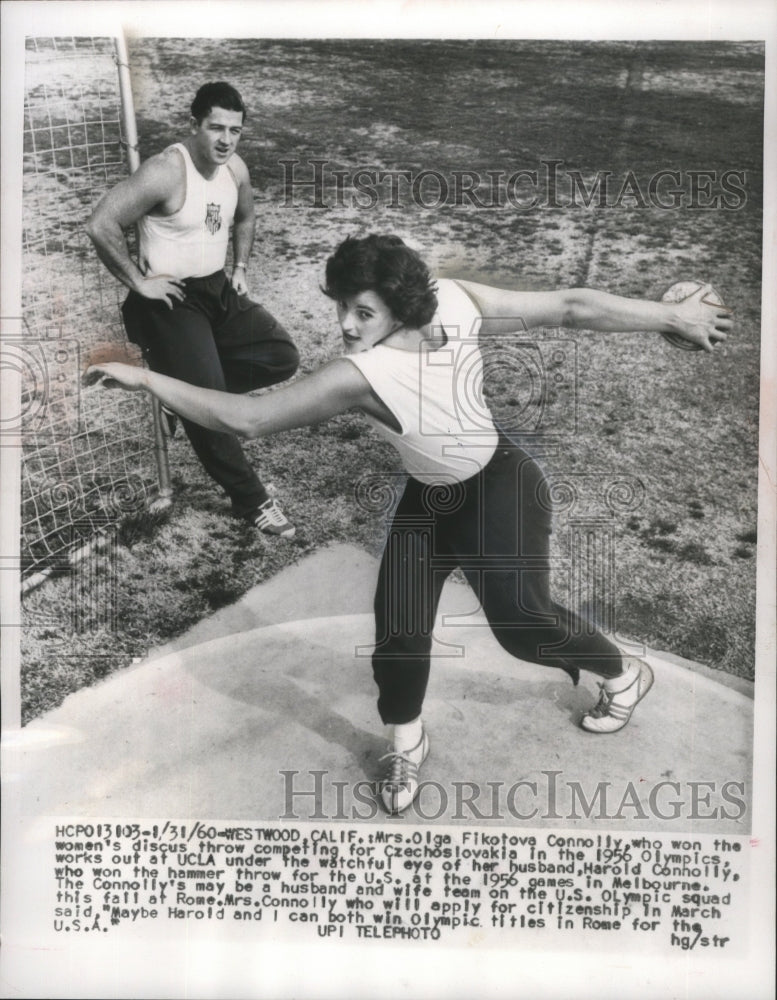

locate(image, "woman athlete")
[[86, 234, 732, 815]]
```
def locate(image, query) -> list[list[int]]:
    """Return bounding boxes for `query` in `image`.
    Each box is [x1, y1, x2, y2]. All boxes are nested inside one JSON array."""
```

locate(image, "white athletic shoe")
[[378, 730, 430, 815], [252, 498, 296, 539], [581, 661, 654, 733]]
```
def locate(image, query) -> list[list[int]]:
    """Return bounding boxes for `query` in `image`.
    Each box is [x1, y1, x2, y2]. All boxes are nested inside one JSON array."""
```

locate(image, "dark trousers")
[[122, 271, 299, 517], [372, 431, 623, 724]]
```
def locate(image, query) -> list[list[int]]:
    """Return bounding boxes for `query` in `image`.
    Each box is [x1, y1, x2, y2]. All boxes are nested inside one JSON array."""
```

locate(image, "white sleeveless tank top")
[[138, 143, 238, 279], [345, 279, 499, 483]]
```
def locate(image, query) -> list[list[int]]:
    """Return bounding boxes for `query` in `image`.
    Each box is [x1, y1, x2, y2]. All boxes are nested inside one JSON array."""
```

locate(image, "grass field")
[[21, 38, 764, 724]]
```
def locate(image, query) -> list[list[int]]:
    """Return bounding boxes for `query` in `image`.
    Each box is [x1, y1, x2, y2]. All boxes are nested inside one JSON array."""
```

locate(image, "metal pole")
[[113, 34, 173, 511]]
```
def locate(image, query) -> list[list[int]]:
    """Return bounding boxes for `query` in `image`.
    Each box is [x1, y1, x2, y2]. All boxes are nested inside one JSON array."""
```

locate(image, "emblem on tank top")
[[204, 203, 222, 235]]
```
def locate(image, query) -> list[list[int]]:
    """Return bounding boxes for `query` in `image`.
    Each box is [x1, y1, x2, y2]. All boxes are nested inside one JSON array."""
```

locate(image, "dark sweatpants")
[[372, 430, 623, 724], [122, 270, 299, 517]]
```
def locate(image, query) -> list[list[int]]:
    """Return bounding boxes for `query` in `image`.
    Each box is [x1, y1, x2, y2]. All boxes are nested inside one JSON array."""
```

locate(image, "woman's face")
[[336, 290, 401, 354]]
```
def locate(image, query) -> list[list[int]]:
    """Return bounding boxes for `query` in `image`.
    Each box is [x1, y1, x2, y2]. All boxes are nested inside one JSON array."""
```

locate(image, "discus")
[[660, 280, 727, 351]]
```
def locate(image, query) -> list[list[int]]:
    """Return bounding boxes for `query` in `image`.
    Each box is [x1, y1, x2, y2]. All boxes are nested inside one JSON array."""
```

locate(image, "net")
[[21, 37, 166, 580]]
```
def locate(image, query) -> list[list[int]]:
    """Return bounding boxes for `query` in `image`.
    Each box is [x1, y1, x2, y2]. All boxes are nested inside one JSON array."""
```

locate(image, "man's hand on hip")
[[231, 263, 249, 296], [136, 274, 186, 309]]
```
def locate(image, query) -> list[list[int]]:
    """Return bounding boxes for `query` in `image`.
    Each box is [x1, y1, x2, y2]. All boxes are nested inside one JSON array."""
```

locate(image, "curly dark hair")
[[323, 235, 438, 328], [191, 82, 246, 123]]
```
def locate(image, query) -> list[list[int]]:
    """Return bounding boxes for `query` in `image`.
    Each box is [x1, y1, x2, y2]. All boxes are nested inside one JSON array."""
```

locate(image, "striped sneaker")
[[581, 661, 654, 733], [252, 498, 296, 539], [378, 730, 430, 815]]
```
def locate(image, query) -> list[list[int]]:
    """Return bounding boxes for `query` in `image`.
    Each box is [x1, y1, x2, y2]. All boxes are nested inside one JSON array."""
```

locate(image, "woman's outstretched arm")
[[83, 359, 371, 438], [456, 279, 733, 352]]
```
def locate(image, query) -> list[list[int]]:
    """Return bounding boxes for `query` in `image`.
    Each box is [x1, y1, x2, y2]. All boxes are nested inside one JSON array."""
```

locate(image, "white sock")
[[391, 717, 423, 752]]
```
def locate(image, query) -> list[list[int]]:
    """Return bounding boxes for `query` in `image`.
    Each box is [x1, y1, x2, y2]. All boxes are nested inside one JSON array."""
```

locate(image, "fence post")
[[113, 34, 172, 512]]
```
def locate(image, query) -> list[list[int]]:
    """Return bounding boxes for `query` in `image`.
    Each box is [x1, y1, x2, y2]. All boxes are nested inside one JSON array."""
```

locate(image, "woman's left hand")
[[670, 283, 733, 352], [83, 362, 148, 391]]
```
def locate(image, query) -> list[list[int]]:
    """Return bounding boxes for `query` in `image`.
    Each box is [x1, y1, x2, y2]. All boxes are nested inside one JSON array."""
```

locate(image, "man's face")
[[190, 106, 244, 167]]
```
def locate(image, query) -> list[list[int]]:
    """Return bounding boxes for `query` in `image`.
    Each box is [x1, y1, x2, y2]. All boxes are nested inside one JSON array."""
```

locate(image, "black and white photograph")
[[1, 1, 774, 997]]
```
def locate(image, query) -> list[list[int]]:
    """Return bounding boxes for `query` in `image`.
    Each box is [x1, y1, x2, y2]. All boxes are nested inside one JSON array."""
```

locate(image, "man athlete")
[[86, 81, 299, 537]]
